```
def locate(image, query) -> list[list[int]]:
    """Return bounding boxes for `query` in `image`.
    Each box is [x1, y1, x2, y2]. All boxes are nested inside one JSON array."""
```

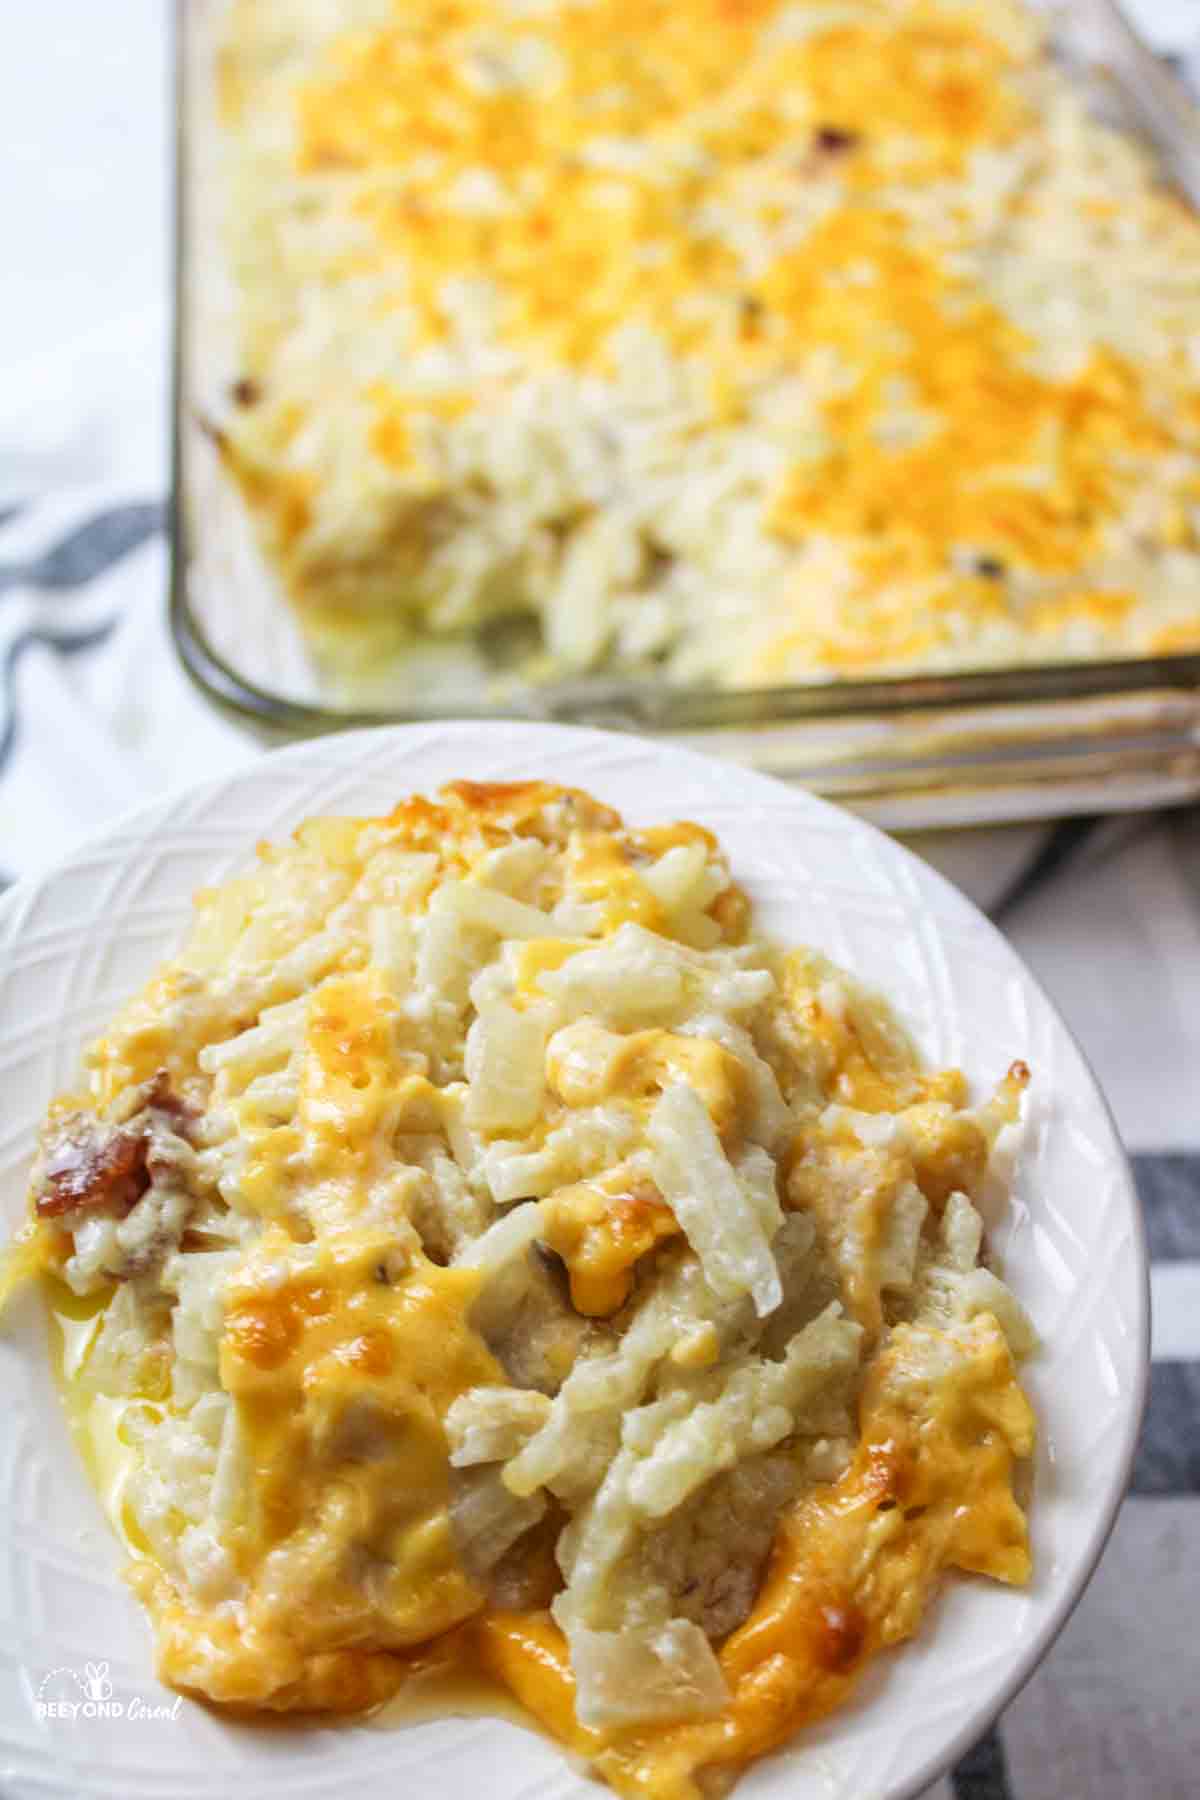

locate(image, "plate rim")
[[0, 719, 1151, 1800]]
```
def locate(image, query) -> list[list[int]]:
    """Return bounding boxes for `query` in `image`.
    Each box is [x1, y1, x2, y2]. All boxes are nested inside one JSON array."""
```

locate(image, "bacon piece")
[[36, 1114, 150, 1220], [36, 1071, 198, 1225], [142, 1069, 199, 1136]]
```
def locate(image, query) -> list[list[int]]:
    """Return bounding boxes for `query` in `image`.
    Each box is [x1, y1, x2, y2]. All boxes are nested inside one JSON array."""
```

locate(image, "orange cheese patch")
[[218, 0, 1200, 681], [136, 1228, 504, 1710], [541, 1173, 680, 1317]]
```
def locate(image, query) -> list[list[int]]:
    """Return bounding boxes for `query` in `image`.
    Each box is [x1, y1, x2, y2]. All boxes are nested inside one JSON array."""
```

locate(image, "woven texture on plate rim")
[[0, 722, 1148, 1800]]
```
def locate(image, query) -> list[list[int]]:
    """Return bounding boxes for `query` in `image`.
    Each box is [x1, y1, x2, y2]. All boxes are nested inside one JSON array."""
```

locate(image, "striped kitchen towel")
[[0, 492, 254, 885]]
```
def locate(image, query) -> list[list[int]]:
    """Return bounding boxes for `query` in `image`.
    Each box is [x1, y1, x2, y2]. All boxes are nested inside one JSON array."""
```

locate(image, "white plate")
[[0, 722, 1148, 1800]]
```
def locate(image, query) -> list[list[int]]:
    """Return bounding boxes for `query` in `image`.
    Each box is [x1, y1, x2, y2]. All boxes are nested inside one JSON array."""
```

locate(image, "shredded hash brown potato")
[[4, 781, 1035, 1797], [213, 0, 1200, 699]]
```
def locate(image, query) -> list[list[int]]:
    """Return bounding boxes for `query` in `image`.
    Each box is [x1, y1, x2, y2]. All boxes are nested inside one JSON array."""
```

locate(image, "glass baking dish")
[[170, 0, 1200, 830]]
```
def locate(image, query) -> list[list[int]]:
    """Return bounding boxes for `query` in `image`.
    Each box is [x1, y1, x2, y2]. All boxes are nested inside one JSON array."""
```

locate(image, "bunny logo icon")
[[83, 1663, 113, 1703]]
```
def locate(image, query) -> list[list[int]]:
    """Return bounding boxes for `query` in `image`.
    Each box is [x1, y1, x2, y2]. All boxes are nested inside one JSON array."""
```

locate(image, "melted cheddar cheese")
[[219, 0, 1200, 693], [541, 1169, 680, 1318], [133, 1237, 501, 1711], [13, 781, 1037, 1798], [477, 1315, 1033, 1800]]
